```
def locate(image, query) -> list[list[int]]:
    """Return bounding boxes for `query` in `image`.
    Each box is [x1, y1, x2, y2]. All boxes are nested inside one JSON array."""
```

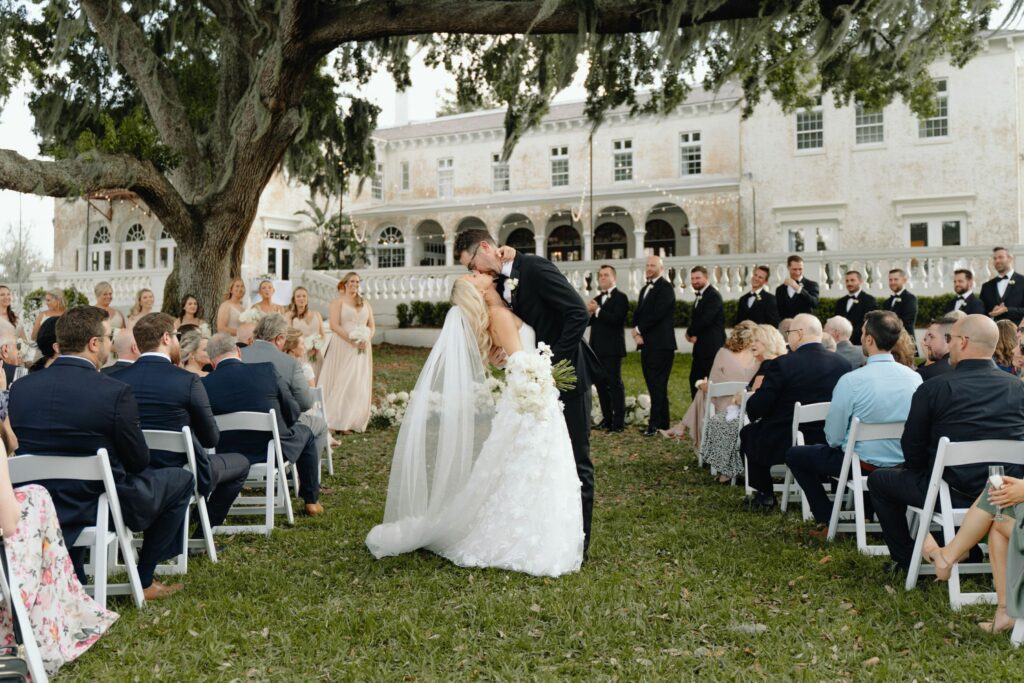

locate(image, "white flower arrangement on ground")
[[590, 389, 652, 427], [349, 325, 372, 354], [369, 391, 410, 429], [238, 308, 265, 325]]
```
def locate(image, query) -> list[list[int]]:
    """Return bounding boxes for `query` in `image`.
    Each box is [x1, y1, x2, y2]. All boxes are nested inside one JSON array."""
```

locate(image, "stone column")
[[404, 240, 415, 269], [633, 228, 646, 259], [534, 233, 546, 257], [444, 236, 455, 267], [582, 229, 593, 262], [689, 226, 699, 256]]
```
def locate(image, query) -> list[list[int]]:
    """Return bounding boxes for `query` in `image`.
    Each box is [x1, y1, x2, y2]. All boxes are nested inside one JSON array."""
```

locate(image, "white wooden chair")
[[310, 386, 334, 476], [141, 427, 218, 571], [1012, 619, 1024, 648], [782, 401, 831, 518], [698, 381, 748, 469], [826, 417, 904, 555], [6, 450, 145, 609], [213, 410, 294, 535], [905, 438, 1024, 609]]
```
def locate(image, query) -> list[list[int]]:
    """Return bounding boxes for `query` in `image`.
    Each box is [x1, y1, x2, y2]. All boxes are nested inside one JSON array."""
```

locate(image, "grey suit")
[[241, 340, 313, 411], [835, 340, 866, 369]]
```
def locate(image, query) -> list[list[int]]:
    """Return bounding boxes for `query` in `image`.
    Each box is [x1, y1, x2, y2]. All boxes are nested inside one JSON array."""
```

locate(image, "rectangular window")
[[159, 247, 170, 268], [942, 220, 961, 246], [267, 247, 277, 274], [371, 163, 383, 200], [679, 132, 702, 175], [612, 139, 633, 181], [796, 97, 824, 150], [437, 157, 453, 198], [124, 251, 134, 270], [137, 249, 145, 270], [909, 222, 929, 247], [400, 161, 410, 191], [919, 79, 949, 138], [550, 146, 569, 187], [491, 153, 510, 192], [855, 105, 884, 144], [908, 218, 961, 247]]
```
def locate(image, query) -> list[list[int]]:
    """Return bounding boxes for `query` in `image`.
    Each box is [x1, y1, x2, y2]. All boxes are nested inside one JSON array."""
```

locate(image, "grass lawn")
[[63, 345, 1023, 681]]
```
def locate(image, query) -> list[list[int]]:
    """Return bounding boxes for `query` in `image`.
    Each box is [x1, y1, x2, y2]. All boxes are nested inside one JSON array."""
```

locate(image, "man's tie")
[[999, 275, 1009, 281]]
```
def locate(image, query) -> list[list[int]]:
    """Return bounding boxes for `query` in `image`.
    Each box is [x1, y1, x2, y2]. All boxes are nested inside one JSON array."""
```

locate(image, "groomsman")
[[775, 254, 819, 319], [883, 268, 918, 337], [587, 265, 628, 432], [944, 268, 985, 315], [834, 270, 876, 345], [632, 255, 677, 436], [686, 266, 726, 398], [735, 265, 780, 327], [980, 247, 1024, 324]]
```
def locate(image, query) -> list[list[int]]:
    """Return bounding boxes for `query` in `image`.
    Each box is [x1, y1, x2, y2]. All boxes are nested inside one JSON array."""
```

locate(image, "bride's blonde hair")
[[450, 278, 492, 364]]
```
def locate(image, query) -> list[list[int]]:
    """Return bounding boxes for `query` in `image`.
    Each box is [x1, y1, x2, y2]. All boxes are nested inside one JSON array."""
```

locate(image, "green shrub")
[[395, 303, 412, 329], [434, 301, 452, 324], [409, 301, 432, 327], [21, 286, 91, 321]]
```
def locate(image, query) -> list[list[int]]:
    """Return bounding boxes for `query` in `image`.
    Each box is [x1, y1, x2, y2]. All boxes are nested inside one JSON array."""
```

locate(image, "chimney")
[[395, 90, 409, 127]]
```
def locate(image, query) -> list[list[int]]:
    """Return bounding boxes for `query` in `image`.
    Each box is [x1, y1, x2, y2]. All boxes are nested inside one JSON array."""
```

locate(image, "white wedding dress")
[[366, 308, 584, 577]]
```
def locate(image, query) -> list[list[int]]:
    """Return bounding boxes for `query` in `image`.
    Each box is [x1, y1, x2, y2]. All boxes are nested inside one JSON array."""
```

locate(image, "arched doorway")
[[594, 223, 628, 260], [506, 228, 536, 254], [499, 213, 534, 252], [547, 224, 582, 262], [645, 203, 690, 256], [414, 220, 445, 266], [456, 216, 487, 235]]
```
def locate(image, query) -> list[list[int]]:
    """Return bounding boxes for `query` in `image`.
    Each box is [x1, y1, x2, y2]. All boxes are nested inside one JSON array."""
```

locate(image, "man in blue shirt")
[[786, 310, 922, 530]]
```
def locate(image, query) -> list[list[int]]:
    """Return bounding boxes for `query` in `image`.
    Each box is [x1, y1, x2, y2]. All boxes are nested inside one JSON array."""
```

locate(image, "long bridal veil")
[[366, 306, 495, 558]]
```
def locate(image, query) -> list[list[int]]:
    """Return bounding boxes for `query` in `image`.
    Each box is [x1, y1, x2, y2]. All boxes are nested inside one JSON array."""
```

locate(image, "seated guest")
[[0, 366, 15, 451], [824, 316, 866, 369], [778, 318, 792, 337], [203, 334, 323, 516], [995, 319, 1018, 374], [820, 336, 837, 352], [918, 313, 962, 380], [100, 327, 139, 375], [179, 329, 211, 377], [786, 311, 922, 531], [242, 314, 313, 411], [740, 314, 851, 511], [868, 314, 1024, 573], [892, 328, 918, 368], [236, 322, 256, 348], [283, 329, 315, 387], [8, 306, 193, 599], [113, 313, 250, 535], [0, 333, 19, 386], [28, 317, 58, 373], [701, 324, 787, 483]]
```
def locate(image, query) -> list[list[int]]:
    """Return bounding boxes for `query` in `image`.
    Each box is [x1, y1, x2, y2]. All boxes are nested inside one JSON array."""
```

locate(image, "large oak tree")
[[0, 0, 1012, 313]]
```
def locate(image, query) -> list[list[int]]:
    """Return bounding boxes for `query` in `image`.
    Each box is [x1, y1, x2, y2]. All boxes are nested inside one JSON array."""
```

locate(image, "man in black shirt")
[[917, 314, 960, 381]]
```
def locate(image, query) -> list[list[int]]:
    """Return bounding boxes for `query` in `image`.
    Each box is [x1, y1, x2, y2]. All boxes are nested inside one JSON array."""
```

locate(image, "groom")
[[455, 230, 596, 556]]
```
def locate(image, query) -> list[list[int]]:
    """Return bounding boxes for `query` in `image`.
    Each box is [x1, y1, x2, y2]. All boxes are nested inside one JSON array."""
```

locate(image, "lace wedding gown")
[[366, 310, 584, 577]]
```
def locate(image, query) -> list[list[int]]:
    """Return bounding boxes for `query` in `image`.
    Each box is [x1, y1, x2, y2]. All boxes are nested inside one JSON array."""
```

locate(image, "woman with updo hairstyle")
[[317, 272, 374, 434], [178, 329, 211, 377], [31, 289, 65, 341], [216, 278, 246, 335]]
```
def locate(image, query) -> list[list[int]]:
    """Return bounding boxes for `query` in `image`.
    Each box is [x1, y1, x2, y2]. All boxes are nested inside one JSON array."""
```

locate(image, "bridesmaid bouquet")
[[304, 333, 328, 361], [349, 325, 372, 354], [238, 308, 265, 325]]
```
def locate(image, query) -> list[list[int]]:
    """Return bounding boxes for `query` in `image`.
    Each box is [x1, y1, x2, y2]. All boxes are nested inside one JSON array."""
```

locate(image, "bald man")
[[632, 255, 677, 435], [102, 328, 140, 375], [869, 314, 1024, 572]]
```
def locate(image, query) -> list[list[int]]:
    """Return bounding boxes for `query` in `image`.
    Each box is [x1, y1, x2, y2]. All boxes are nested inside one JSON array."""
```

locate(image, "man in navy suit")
[[980, 247, 1024, 324], [734, 265, 780, 327], [113, 313, 250, 532], [587, 265, 628, 432], [835, 270, 877, 346], [686, 265, 726, 398], [775, 254, 820, 319], [632, 255, 677, 435], [945, 269, 985, 315], [8, 306, 193, 600], [740, 313, 852, 510], [202, 333, 323, 516]]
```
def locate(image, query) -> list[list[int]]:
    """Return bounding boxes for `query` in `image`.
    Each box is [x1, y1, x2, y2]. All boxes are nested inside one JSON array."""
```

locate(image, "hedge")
[[397, 293, 959, 329]]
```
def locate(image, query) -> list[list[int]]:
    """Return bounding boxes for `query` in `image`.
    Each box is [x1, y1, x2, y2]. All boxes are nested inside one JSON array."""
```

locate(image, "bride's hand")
[[496, 246, 517, 263], [488, 346, 508, 368]]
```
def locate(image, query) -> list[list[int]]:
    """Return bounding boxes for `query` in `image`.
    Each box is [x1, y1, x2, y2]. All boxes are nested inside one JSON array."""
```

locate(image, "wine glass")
[[989, 465, 1007, 522]]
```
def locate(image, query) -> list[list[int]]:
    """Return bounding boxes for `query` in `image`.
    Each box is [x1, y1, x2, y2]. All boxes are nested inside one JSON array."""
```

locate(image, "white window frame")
[[918, 78, 949, 139], [376, 226, 406, 268], [400, 161, 410, 192], [122, 223, 147, 271], [795, 96, 824, 151], [612, 139, 633, 182], [679, 131, 702, 176], [550, 146, 569, 187], [491, 153, 510, 192], [89, 224, 113, 272], [437, 157, 454, 198], [371, 162, 383, 200], [906, 216, 963, 248], [157, 227, 175, 269], [854, 104, 884, 145], [265, 230, 292, 280]]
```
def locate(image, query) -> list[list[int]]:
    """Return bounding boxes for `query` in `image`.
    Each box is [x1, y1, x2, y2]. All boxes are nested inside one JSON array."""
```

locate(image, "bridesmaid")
[[250, 280, 285, 316], [175, 294, 207, 332], [286, 287, 325, 377], [30, 289, 65, 341], [0, 286, 25, 341], [92, 282, 126, 331], [216, 278, 246, 335], [318, 272, 374, 434], [126, 288, 155, 329]]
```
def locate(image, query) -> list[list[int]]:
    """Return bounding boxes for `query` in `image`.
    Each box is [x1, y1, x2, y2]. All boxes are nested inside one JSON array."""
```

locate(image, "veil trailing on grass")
[[366, 306, 496, 558]]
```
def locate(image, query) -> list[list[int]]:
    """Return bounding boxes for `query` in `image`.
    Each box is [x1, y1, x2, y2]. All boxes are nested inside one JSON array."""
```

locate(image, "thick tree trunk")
[[160, 213, 246, 323]]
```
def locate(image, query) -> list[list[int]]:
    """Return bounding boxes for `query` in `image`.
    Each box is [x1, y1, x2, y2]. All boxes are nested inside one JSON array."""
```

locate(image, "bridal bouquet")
[[349, 325, 372, 354], [238, 308, 265, 325]]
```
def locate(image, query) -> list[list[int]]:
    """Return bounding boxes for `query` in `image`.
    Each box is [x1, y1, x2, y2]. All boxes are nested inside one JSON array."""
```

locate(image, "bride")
[[366, 273, 584, 577]]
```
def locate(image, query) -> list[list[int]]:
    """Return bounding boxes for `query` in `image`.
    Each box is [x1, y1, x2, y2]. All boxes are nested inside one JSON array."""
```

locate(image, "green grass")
[[62, 345, 1023, 681]]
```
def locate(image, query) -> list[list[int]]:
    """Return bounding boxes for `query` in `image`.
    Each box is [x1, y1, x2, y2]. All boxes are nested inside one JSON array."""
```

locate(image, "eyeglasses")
[[466, 243, 481, 273], [785, 328, 804, 336]]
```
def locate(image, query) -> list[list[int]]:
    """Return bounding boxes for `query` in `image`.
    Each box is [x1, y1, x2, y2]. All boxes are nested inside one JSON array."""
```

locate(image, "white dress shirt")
[[846, 290, 862, 312], [998, 270, 1015, 299]]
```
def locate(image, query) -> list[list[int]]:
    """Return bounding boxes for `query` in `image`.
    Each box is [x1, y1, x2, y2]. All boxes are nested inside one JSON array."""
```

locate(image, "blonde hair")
[[753, 324, 788, 360], [892, 329, 918, 368], [450, 278, 492, 365], [339, 272, 364, 308], [47, 288, 67, 313], [179, 329, 206, 365], [724, 320, 758, 352], [129, 288, 153, 317], [224, 278, 245, 301], [282, 327, 304, 356], [996, 319, 1018, 367], [288, 286, 310, 320], [94, 281, 113, 297]]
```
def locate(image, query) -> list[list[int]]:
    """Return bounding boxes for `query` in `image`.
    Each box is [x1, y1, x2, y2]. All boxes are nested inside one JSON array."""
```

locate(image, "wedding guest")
[[741, 313, 851, 511], [0, 448, 117, 676], [0, 365, 15, 451], [662, 321, 757, 447], [250, 280, 285, 316], [0, 333, 19, 386], [820, 336, 836, 352], [686, 266, 726, 399], [918, 313, 962, 380], [892, 328, 918, 368], [203, 333, 323, 515], [31, 289, 65, 341], [995, 319, 1018, 373], [632, 255, 676, 436], [236, 322, 256, 348], [869, 314, 1024, 572], [114, 313, 250, 535], [786, 311, 921, 531], [775, 255, 819, 319], [175, 294, 207, 331], [946, 269, 985, 315], [92, 281, 126, 331], [126, 288, 155, 330], [700, 324, 788, 482], [0, 285, 25, 342], [100, 327, 139, 375], [318, 273, 374, 434], [28, 317, 58, 373], [778, 318, 792, 337], [283, 329, 332, 457], [835, 270, 876, 345], [981, 247, 1024, 324], [734, 265, 780, 327], [587, 265, 628, 432], [216, 278, 246, 335], [824, 316, 866, 369], [179, 329, 211, 377], [9, 306, 193, 599], [242, 314, 314, 412]]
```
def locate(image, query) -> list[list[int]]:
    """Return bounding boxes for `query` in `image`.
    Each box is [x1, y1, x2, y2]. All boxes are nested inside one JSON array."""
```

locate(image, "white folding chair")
[[7, 450, 145, 609], [826, 418, 904, 555], [142, 428, 218, 570], [213, 410, 294, 535], [905, 438, 1024, 609], [1012, 619, 1024, 648], [698, 381, 748, 469], [782, 401, 831, 518], [310, 386, 334, 476]]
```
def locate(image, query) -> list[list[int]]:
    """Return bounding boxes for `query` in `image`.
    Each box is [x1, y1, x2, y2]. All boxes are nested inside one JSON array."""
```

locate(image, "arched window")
[[547, 225, 581, 262], [90, 225, 113, 272], [376, 226, 406, 268], [594, 222, 628, 260], [123, 223, 147, 270], [157, 227, 176, 269], [644, 219, 675, 257], [506, 228, 536, 255]]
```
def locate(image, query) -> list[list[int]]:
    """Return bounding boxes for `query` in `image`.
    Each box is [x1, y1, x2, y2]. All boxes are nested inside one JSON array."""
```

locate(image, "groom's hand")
[[488, 346, 508, 368], [496, 246, 517, 263]]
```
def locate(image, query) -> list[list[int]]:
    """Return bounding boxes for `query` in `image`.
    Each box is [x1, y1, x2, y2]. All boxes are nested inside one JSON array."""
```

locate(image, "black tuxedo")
[[633, 277, 677, 432], [589, 288, 628, 429], [835, 292, 877, 345], [100, 359, 134, 376], [113, 355, 250, 528], [741, 343, 851, 497], [734, 290, 780, 327], [868, 359, 1024, 568], [8, 356, 193, 586], [883, 291, 918, 337], [687, 286, 726, 398], [980, 273, 1024, 324], [503, 252, 595, 552], [202, 358, 319, 504], [944, 292, 985, 316], [775, 278, 819, 319]]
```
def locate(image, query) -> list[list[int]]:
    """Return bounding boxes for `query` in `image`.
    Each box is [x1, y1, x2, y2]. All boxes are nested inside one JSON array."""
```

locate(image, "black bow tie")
[[999, 275, 1009, 281], [959, 295, 968, 301], [645, 280, 654, 286], [850, 297, 858, 302]]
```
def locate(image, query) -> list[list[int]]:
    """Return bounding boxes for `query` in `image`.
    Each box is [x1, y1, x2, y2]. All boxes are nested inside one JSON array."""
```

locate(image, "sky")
[[0, 3, 1020, 263]]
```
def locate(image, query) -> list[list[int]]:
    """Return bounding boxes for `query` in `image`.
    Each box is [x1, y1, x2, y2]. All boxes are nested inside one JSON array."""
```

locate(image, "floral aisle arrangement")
[[368, 392, 410, 430], [590, 388, 652, 427]]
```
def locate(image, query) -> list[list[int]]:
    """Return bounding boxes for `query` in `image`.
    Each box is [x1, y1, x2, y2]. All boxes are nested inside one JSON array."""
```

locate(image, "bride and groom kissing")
[[366, 229, 597, 577]]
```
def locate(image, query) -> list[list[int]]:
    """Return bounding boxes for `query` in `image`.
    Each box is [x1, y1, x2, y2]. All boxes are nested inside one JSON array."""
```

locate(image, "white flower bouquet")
[[349, 325, 372, 354], [238, 308, 265, 325], [504, 346, 561, 421], [304, 333, 328, 361]]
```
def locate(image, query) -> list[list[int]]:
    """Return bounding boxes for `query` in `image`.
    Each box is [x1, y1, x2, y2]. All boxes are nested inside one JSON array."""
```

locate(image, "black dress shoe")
[[743, 493, 776, 512], [597, 420, 612, 430], [642, 429, 657, 437]]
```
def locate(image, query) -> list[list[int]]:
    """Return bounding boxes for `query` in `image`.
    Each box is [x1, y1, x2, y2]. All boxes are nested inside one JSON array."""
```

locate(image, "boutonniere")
[[506, 277, 519, 293], [893, 297, 901, 304], [754, 293, 762, 302], [1010, 280, 1017, 286]]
